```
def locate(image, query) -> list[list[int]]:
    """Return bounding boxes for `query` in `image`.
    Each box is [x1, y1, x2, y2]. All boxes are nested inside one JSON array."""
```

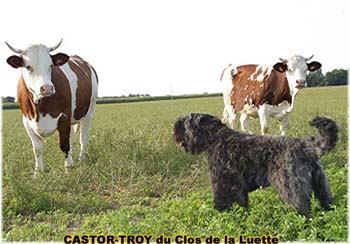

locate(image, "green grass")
[[2, 86, 348, 242]]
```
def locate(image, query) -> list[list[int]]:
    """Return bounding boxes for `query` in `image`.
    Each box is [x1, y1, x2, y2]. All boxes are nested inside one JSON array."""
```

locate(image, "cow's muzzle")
[[40, 84, 55, 96], [296, 80, 306, 88]]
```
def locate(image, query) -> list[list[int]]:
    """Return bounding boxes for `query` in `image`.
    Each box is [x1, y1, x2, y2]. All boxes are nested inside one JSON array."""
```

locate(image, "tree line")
[[306, 68, 348, 87]]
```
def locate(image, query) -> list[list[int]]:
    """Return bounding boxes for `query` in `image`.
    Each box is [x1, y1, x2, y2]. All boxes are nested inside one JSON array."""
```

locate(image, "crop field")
[[1, 86, 348, 242]]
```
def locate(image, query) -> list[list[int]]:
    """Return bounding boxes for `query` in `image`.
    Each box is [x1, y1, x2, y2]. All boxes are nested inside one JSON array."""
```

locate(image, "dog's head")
[[173, 113, 225, 154]]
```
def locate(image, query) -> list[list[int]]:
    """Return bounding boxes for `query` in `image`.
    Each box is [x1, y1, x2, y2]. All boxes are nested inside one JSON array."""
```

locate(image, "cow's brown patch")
[[17, 76, 38, 121], [231, 65, 291, 112], [68, 56, 93, 120]]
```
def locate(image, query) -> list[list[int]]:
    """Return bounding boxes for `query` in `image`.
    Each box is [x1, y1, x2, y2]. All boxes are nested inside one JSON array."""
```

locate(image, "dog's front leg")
[[210, 170, 249, 211]]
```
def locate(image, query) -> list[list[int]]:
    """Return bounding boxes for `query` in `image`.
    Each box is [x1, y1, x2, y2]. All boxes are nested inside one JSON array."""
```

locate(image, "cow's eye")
[[49, 64, 53, 71], [288, 68, 292, 72], [26, 66, 33, 72]]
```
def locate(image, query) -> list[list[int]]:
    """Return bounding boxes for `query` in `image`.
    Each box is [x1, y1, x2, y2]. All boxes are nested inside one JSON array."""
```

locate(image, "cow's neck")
[[286, 88, 300, 113], [277, 73, 300, 104], [284, 79, 300, 113], [288, 83, 299, 99], [271, 74, 293, 105]]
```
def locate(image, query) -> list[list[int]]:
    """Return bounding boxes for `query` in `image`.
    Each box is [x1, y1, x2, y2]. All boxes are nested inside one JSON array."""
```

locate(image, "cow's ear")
[[51, 53, 69, 66], [7, 55, 24, 68], [273, 62, 287, 73], [307, 61, 321, 72]]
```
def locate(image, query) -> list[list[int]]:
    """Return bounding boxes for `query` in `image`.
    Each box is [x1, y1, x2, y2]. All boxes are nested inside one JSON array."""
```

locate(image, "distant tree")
[[306, 69, 324, 87], [322, 69, 348, 86], [2, 96, 15, 103]]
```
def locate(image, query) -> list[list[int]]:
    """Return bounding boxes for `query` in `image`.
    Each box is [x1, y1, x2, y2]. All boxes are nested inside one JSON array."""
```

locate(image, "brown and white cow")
[[6, 39, 98, 174], [221, 55, 321, 135]]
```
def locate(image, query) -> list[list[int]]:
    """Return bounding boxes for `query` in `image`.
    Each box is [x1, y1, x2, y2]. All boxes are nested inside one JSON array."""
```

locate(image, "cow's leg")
[[240, 113, 252, 133], [279, 116, 289, 136], [70, 123, 79, 145], [222, 107, 229, 123], [228, 111, 238, 130], [79, 77, 97, 162], [23, 117, 44, 173], [222, 92, 238, 129], [78, 96, 97, 162], [57, 114, 72, 169], [222, 94, 229, 124], [223, 106, 238, 129], [78, 116, 93, 161], [65, 123, 79, 170], [258, 105, 270, 135]]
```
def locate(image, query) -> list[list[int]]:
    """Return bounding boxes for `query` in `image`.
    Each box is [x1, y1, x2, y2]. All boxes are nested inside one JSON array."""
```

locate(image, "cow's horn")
[[48, 38, 63, 52], [5, 41, 23, 54], [306, 54, 314, 61], [279, 58, 288, 64]]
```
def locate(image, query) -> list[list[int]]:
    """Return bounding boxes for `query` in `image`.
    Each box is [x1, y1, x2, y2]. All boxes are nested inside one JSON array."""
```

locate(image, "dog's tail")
[[309, 116, 338, 156]]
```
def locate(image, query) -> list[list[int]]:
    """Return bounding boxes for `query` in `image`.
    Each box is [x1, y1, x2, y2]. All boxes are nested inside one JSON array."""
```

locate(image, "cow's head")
[[273, 55, 321, 91], [6, 39, 69, 103]]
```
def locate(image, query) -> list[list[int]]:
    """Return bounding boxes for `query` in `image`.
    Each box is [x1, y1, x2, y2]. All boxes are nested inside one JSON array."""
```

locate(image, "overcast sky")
[[0, 0, 348, 97]]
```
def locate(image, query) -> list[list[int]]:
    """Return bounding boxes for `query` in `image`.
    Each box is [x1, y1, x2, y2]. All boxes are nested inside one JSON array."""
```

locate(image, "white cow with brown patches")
[[6, 39, 98, 174], [221, 55, 321, 135]]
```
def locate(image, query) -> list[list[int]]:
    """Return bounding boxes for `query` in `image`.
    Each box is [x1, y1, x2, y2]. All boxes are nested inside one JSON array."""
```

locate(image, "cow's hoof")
[[79, 153, 87, 162], [64, 166, 74, 174], [33, 169, 44, 179], [65, 156, 74, 168]]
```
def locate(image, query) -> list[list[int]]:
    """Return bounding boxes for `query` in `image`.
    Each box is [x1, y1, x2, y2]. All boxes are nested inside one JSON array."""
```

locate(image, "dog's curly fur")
[[173, 113, 338, 217]]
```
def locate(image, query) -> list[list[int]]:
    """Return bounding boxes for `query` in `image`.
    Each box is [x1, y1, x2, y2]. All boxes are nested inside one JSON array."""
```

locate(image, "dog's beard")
[[173, 131, 191, 153]]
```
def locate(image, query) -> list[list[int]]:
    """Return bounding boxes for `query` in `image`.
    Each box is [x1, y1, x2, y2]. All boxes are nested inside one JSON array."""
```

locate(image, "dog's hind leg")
[[274, 180, 312, 216], [293, 187, 312, 217], [311, 161, 333, 210], [270, 163, 313, 217]]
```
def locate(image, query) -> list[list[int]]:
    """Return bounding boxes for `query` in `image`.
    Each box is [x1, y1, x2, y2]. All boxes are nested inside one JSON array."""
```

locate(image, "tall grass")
[[2, 86, 347, 241]]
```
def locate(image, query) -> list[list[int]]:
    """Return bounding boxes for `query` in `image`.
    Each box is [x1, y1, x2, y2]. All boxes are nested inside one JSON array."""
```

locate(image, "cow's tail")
[[309, 116, 338, 156], [220, 64, 232, 82], [220, 63, 238, 82]]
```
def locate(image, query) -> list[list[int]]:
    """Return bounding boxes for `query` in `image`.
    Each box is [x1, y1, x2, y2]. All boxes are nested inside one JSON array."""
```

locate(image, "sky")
[[0, 0, 348, 98]]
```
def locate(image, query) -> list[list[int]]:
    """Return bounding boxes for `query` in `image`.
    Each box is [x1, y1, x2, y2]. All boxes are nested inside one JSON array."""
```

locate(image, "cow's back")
[[56, 55, 98, 122], [68, 56, 97, 120]]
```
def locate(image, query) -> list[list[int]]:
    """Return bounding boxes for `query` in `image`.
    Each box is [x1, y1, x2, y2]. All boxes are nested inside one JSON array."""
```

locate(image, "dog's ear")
[[187, 113, 202, 132], [198, 114, 211, 125], [198, 114, 224, 128]]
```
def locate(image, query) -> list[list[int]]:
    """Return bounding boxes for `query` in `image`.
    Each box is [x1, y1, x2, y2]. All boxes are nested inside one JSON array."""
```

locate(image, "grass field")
[[1, 86, 348, 242]]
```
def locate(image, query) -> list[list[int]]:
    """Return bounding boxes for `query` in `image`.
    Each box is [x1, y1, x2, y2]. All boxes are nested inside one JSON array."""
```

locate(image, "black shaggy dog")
[[173, 113, 338, 217]]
